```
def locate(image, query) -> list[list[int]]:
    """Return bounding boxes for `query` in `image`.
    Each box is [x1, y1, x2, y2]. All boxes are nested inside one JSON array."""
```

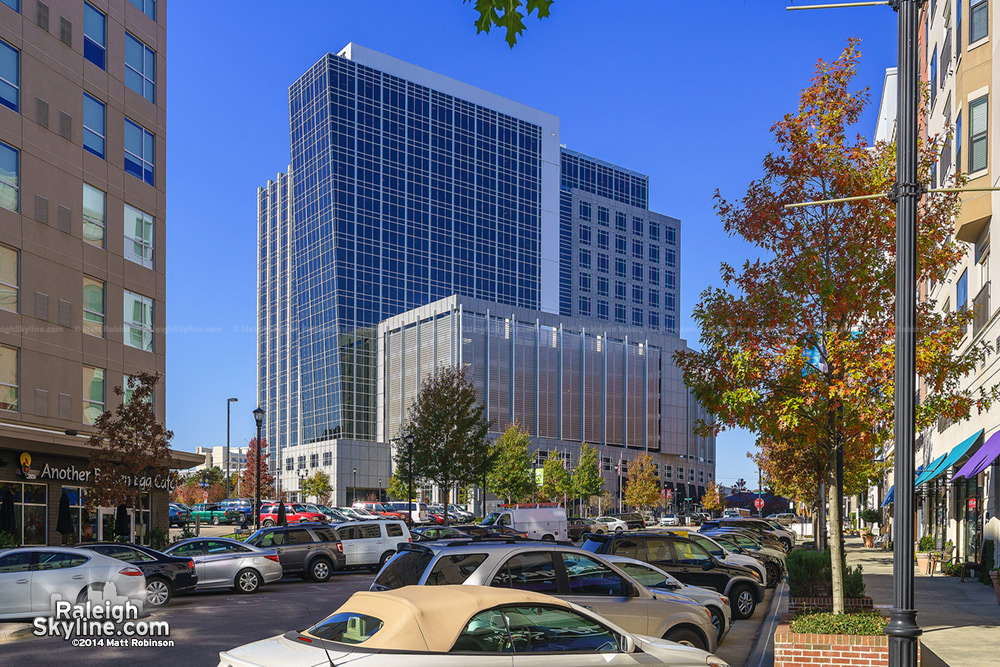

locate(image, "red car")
[[259, 502, 328, 526], [352, 502, 407, 521]]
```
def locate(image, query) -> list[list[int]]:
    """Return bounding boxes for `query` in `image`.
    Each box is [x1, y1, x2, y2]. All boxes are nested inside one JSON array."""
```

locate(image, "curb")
[[744, 580, 788, 667], [0, 623, 34, 643]]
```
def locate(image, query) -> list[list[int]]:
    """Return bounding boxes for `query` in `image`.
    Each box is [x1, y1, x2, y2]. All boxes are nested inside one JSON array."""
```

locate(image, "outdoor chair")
[[960, 543, 986, 582], [928, 544, 954, 577], [874, 533, 890, 551]]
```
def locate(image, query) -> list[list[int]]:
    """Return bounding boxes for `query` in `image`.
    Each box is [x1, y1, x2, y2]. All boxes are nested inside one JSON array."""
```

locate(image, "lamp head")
[[405, 434, 414, 447], [228, 397, 239, 404], [253, 406, 265, 427]]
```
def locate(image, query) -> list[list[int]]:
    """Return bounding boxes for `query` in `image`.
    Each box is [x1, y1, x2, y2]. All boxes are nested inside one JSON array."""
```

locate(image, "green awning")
[[914, 429, 985, 486]]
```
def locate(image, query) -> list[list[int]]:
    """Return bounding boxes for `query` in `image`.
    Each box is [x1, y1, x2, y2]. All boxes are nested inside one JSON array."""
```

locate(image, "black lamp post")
[[352, 468, 357, 504], [378, 478, 382, 503], [405, 434, 414, 523], [226, 397, 238, 500], [253, 406, 265, 531]]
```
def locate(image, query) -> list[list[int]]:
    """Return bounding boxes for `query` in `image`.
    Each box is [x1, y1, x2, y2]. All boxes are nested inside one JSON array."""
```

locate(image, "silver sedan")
[[163, 537, 282, 593]]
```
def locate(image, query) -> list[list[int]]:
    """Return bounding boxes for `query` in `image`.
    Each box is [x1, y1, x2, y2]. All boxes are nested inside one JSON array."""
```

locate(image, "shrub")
[[148, 526, 168, 550], [787, 548, 866, 599], [980, 540, 995, 586], [858, 508, 880, 526], [0, 530, 18, 548], [917, 536, 935, 552], [790, 610, 888, 635]]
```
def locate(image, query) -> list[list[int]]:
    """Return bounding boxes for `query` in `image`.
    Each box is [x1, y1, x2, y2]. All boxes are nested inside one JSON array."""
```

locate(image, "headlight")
[[707, 657, 730, 667], [750, 569, 762, 581], [720, 596, 729, 606]]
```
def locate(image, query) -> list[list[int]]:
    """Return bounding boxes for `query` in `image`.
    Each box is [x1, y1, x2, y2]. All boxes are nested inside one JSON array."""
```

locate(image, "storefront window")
[[62, 486, 96, 543], [956, 475, 984, 562], [0, 481, 46, 544]]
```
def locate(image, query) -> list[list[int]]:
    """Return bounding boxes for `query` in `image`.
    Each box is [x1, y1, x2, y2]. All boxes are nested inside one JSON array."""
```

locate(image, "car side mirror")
[[625, 581, 640, 597], [619, 633, 636, 653], [702, 560, 715, 571]]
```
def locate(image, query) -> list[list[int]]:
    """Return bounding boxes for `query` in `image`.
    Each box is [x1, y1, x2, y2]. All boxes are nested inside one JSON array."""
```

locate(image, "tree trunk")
[[442, 477, 450, 527], [827, 457, 845, 614]]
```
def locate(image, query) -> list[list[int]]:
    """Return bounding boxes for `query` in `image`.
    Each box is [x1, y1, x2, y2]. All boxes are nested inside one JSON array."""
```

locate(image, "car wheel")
[[146, 577, 172, 607], [76, 583, 105, 603], [541, 534, 555, 541], [369, 551, 394, 573], [615, 526, 623, 533], [708, 608, 725, 641], [263, 519, 274, 528], [211, 516, 220, 526], [731, 584, 757, 619], [235, 568, 262, 594], [765, 562, 781, 588], [780, 538, 792, 553], [663, 627, 706, 651], [310, 558, 332, 582], [596, 529, 604, 535]]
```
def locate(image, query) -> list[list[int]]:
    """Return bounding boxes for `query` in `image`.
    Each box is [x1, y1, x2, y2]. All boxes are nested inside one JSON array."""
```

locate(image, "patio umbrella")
[[0, 487, 15, 535], [56, 491, 74, 537], [276, 501, 287, 526], [114, 504, 129, 541]]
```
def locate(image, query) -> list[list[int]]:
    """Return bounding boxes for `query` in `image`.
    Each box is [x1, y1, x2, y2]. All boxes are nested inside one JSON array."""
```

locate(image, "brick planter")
[[788, 596, 874, 614], [774, 619, 920, 667]]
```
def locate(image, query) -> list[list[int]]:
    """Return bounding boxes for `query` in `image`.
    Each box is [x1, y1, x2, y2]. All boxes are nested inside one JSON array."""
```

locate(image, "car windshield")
[[307, 612, 384, 644], [371, 549, 434, 591], [481, 512, 501, 526], [579, 537, 606, 553]]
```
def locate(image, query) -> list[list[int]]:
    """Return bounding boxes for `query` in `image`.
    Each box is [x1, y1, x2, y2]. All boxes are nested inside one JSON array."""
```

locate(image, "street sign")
[[202, 490, 209, 501], [754, 497, 765, 510]]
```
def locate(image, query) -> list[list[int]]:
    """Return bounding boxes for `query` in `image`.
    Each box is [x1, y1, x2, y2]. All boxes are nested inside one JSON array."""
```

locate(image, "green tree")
[[399, 366, 493, 525], [675, 41, 995, 614], [87, 372, 175, 510], [487, 422, 534, 503], [572, 443, 604, 513], [541, 452, 572, 503], [301, 471, 333, 503], [464, 0, 553, 48], [623, 454, 659, 511], [701, 482, 724, 514], [386, 472, 410, 501]]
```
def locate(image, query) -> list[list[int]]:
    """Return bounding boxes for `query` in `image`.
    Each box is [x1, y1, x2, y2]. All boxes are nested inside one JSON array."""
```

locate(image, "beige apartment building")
[[0, 0, 197, 546]]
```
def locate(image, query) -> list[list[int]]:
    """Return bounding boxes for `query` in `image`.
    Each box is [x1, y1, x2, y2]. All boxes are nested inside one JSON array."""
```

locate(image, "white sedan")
[[595, 516, 630, 532], [219, 585, 729, 667], [0, 547, 146, 618]]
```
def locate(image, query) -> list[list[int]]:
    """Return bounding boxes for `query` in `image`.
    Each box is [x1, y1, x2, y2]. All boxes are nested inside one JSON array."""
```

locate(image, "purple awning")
[[954, 430, 1000, 480]]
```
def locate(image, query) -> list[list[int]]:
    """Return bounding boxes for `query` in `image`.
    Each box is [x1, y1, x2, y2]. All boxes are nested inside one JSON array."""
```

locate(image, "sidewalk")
[[846, 535, 1000, 667]]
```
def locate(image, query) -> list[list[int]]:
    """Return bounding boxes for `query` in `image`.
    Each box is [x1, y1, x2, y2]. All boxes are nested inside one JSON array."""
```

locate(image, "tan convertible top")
[[311, 585, 571, 652]]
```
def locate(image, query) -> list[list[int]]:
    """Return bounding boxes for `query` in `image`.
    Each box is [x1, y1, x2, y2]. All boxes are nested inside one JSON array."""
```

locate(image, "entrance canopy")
[[914, 429, 984, 486]]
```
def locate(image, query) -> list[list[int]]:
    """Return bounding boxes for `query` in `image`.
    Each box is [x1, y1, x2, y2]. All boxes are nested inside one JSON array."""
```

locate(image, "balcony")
[[973, 282, 990, 338]]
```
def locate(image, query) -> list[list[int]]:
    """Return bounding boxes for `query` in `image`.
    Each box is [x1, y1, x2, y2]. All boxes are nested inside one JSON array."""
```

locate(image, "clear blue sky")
[[164, 1, 897, 487]]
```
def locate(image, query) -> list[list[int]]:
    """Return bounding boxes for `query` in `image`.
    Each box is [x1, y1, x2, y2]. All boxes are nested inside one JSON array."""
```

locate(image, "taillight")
[[336, 543, 343, 553], [408, 537, 412, 542], [119, 566, 143, 577], [187, 560, 195, 571], [265, 555, 280, 563]]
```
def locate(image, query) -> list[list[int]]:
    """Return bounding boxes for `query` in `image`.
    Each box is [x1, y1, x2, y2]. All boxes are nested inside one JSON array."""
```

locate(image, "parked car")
[[766, 513, 798, 526], [666, 530, 776, 588], [189, 502, 238, 526], [301, 503, 356, 523], [411, 525, 473, 541], [0, 547, 146, 618], [700, 519, 793, 552], [245, 524, 345, 581], [480, 504, 568, 541], [594, 515, 629, 532], [219, 498, 254, 524], [371, 539, 719, 653], [162, 537, 283, 593], [168, 503, 192, 527], [609, 512, 646, 530], [259, 502, 328, 526], [219, 585, 730, 667], [339, 506, 385, 520], [702, 530, 788, 569], [659, 513, 680, 526], [76, 542, 198, 607], [580, 531, 765, 620], [353, 502, 408, 521], [333, 519, 411, 571], [568, 516, 602, 540], [451, 524, 529, 539], [603, 554, 732, 642], [387, 501, 430, 523]]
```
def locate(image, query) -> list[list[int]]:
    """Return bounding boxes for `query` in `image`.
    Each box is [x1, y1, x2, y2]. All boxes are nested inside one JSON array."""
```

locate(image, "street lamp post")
[[378, 478, 382, 503], [352, 468, 357, 505], [405, 434, 414, 526], [226, 397, 238, 499], [252, 407, 265, 532]]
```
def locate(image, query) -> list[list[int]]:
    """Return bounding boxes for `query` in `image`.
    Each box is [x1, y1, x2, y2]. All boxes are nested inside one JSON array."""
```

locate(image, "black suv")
[[700, 519, 792, 552], [580, 531, 765, 619], [608, 513, 646, 530], [245, 524, 345, 581]]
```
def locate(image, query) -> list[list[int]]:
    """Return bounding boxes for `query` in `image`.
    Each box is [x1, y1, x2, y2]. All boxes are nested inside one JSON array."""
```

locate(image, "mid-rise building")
[[192, 445, 248, 474], [0, 0, 199, 545]]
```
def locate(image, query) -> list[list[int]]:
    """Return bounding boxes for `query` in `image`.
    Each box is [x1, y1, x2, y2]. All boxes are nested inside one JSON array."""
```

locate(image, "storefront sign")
[[968, 497, 977, 511], [17, 452, 175, 490]]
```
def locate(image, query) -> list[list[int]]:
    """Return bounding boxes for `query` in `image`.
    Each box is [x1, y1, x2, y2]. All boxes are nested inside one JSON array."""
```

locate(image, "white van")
[[388, 501, 429, 524], [481, 504, 568, 541], [334, 520, 411, 571]]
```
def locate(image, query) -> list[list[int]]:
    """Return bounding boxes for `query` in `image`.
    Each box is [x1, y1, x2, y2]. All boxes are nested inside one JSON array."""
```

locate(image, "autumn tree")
[[87, 373, 175, 509], [386, 472, 409, 501], [541, 452, 572, 504], [487, 422, 534, 503], [572, 443, 604, 514], [399, 366, 493, 525], [464, 0, 552, 48], [241, 438, 275, 502], [701, 482, 724, 515], [676, 40, 995, 614], [301, 471, 332, 504], [623, 454, 659, 511]]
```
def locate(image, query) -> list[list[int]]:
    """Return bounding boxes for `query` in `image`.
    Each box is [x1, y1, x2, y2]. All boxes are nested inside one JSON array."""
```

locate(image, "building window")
[[597, 229, 609, 250], [322, 451, 332, 466], [956, 111, 962, 172], [579, 224, 591, 245], [649, 289, 660, 309], [597, 300, 609, 319], [666, 271, 677, 290], [602, 456, 612, 472], [615, 235, 626, 255], [615, 280, 626, 300], [649, 311, 659, 328], [82, 184, 105, 247], [0, 482, 45, 544], [83, 277, 104, 337], [632, 307, 643, 327], [666, 293, 676, 312], [0, 344, 17, 410], [297, 456, 306, 470], [125, 33, 155, 102], [649, 245, 660, 264], [579, 201, 591, 221], [971, 0, 988, 43], [83, 3, 106, 69], [598, 207, 610, 226], [124, 118, 155, 186], [578, 248, 591, 270], [632, 263, 643, 281], [579, 273, 591, 293], [0, 0, 17, 12], [597, 253, 609, 273], [578, 296, 591, 317], [649, 266, 660, 286], [665, 227, 677, 245], [930, 49, 937, 108], [0, 245, 16, 313], [614, 304, 626, 324], [124, 204, 154, 268], [632, 285, 643, 305], [699, 470, 705, 484], [666, 314, 677, 331], [0, 141, 17, 213], [127, 0, 155, 20], [310, 453, 318, 468], [83, 366, 105, 425], [597, 276, 609, 296], [0, 39, 18, 112], [615, 258, 626, 278], [83, 93, 105, 158], [632, 239, 643, 259], [665, 248, 676, 267], [632, 217, 643, 236], [615, 211, 626, 232], [677, 467, 684, 480], [123, 374, 152, 406], [649, 221, 660, 241], [689, 469, 695, 481], [958, 268, 968, 310], [124, 290, 153, 351], [969, 96, 988, 174], [665, 465, 673, 479], [285, 457, 293, 471]]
